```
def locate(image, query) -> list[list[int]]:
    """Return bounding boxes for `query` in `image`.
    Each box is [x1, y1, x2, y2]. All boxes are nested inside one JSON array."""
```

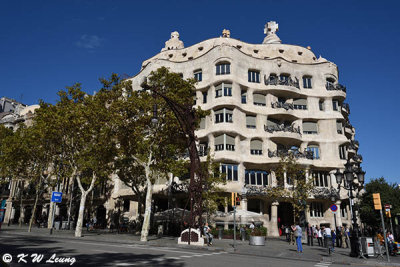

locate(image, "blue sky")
[[1, 0, 399, 184]]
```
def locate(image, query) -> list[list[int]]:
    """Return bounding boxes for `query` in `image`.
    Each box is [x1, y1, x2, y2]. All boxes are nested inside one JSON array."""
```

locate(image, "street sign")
[[330, 204, 338, 213], [373, 193, 382, 210], [51, 191, 63, 203]]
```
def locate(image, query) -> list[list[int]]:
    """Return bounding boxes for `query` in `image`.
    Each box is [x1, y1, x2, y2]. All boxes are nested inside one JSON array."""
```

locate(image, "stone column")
[[305, 204, 310, 224], [240, 195, 248, 211], [335, 200, 343, 227], [269, 201, 279, 237]]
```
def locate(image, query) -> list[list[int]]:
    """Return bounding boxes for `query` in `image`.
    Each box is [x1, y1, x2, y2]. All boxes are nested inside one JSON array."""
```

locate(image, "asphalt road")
[[0, 233, 345, 267]]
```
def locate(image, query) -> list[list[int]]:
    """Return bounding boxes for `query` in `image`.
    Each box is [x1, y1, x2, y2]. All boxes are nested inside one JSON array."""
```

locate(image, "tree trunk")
[[28, 190, 40, 232], [75, 192, 87, 237], [140, 178, 153, 242]]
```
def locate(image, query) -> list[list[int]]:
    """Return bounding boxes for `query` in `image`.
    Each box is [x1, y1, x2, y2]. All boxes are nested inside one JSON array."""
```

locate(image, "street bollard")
[[218, 228, 223, 240]]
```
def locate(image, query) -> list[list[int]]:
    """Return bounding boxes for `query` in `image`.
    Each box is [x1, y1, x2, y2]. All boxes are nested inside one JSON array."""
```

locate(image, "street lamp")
[[334, 160, 365, 257]]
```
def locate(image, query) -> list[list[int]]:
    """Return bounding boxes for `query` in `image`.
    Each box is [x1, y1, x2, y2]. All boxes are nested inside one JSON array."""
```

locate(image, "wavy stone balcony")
[[326, 83, 347, 93]]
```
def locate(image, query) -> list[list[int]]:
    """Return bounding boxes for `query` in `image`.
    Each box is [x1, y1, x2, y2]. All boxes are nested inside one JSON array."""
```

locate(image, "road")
[[0, 233, 341, 267]]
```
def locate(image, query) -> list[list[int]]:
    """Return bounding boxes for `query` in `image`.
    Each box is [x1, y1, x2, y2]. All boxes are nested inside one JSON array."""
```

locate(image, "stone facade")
[[124, 21, 363, 236]]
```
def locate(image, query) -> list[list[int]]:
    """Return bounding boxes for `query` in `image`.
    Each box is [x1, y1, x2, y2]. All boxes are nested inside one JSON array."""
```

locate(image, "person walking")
[[344, 226, 350, 248], [316, 226, 323, 247], [306, 223, 313, 246], [336, 227, 342, 248], [285, 225, 290, 242], [340, 226, 346, 248], [292, 223, 303, 252]]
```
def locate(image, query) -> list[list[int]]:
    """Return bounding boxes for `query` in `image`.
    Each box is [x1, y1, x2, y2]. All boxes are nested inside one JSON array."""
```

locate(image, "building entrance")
[[278, 202, 293, 228]]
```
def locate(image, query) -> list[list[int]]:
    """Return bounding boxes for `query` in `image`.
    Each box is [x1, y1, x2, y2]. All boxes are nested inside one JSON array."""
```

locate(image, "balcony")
[[268, 148, 314, 160], [264, 123, 301, 135], [264, 75, 300, 89], [326, 83, 347, 92], [342, 103, 350, 115], [349, 140, 359, 150], [271, 101, 294, 110], [352, 154, 363, 163]]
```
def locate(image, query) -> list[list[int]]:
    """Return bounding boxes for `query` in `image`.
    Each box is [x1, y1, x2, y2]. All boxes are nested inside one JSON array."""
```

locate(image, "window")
[[326, 78, 335, 90], [245, 170, 268, 186], [312, 171, 329, 187], [319, 100, 324, 111], [221, 163, 238, 181], [194, 70, 202, 81], [202, 91, 207, 104], [246, 115, 256, 129], [216, 63, 230, 75], [250, 139, 263, 155], [332, 100, 340, 111], [198, 142, 208, 156], [215, 83, 232, 98], [214, 108, 233, 123], [199, 118, 206, 129], [248, 70, 260, 83], [214, 134, 235, 151], [253, 93, 266, 106], [279, 74, 289, 83], [310, 202, 324, 217], [293, 99, 307, 110], [241, 90, 247, 104], [339, 145, 347, 160], [341, 203, 348, 219], [303, 121, 318, 134], [123, 200, 130, 212], [307, 145, 320, 159], [336, 120, 343, 134], [303, 76, 312, 88]]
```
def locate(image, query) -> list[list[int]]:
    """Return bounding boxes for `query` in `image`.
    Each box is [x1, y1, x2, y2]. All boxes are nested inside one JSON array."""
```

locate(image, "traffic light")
[[386, 210, 391, 218], [373, 193, 382, 210], [236, 196, 241, 206]]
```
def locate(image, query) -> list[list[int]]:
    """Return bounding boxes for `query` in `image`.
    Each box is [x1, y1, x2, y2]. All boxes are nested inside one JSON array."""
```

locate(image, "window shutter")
[[225, 134, 235, 145], [246, 115, 256, 126], [215, 109, 224, 115], [214, 135, 224, 145], [225, 109, 233, 115], [200, 118, 205, 129], [215, 83, 223, 90], [303, 121, 318, 132], [293, 99, 307, 105], [336, 121, 343, 131], [253, 94, 266, 104], [250, 139, 263, 150]]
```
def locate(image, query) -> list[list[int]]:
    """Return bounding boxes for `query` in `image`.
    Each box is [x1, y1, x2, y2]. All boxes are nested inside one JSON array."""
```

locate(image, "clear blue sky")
[[1, 0, 399, 184]]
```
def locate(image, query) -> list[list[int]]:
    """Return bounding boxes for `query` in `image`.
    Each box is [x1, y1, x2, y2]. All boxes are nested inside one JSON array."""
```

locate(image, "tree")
[[38, 83, 118, 237], [359, 177, 400, 231], [110, 68, 194, 241], [274, 154, 314, 224]]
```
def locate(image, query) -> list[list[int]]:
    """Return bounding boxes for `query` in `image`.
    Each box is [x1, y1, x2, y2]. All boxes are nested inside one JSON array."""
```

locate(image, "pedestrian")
[[289, 224, 295, 245], [203, 223, 213, 246], [285, 225, 290, 242], [323, 226, 332, 249], [340, 226, 346, 248], [249, 222, 255, 232], [336, 227, 342, 248], [306, 223, 313, 246], [316, 226, 323, 247], [344, 226, 350, 248], [331, 229, 336, 252], [292, 223, 303, 252]]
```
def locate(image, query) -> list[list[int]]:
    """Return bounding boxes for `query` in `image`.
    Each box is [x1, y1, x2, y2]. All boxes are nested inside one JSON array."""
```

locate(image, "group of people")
[[282, 223, 351, 252], [376, 230, 398, 255]]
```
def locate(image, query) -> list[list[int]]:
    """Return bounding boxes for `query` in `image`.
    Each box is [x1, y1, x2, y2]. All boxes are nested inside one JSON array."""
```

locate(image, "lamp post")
[[334, 160, 365, 257]]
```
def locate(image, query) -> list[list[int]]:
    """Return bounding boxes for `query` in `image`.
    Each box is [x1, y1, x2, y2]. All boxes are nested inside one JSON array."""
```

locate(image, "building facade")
[[124, 21, 363, 236]]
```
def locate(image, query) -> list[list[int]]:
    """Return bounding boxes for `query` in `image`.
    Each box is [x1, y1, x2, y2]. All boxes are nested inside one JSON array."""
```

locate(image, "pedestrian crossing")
[[115, 251, 228, 266], [314, 257, 332, 267]]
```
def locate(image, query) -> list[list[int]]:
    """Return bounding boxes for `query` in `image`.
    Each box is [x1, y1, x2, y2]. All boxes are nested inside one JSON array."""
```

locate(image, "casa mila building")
[[125, 21, 363, 237]]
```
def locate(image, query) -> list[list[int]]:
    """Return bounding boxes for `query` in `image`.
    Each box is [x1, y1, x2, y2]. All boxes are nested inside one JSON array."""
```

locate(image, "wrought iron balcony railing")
[[271, 101, 294, 110], [326, 83, 347, 92], [267, 148, 314, 160], [264, 123, 301, 134], [342, 103, 350, 114], [264, 75, 300, 89]]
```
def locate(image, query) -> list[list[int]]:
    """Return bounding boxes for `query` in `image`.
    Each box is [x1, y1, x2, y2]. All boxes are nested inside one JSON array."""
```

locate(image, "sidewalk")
[[2, 224, 400, 266]]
